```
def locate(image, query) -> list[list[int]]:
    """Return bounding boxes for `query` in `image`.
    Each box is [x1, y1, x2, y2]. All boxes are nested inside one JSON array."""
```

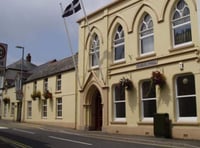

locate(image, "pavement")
[[1, 120, 200, 148]]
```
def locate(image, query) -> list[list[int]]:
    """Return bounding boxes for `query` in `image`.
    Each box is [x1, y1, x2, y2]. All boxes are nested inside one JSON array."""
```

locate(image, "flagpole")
[[59, 2, 82, 89], [79, 0, 106, 84]]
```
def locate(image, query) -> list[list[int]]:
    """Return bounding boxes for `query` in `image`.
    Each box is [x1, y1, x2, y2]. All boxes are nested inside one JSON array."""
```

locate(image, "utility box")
[[154, 113, 171, 138]]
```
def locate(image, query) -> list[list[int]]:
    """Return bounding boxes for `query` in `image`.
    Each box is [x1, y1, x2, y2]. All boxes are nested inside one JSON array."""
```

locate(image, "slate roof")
[[7, 59, 37, 72], [25, 54, 77, 83], [5, 59, 38, 86]]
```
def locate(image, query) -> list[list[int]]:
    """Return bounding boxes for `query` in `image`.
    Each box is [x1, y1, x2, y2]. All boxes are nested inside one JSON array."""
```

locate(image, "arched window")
[[139, 14, 154, 55], [113, 24, 125, 62], [172, 0, 192, 46], [90, 33, 99, 68]]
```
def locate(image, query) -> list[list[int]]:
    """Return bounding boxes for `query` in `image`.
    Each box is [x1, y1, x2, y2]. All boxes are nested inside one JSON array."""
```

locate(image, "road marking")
[[58, 130, 81, 136], [82, 134, 200, 148], [0, 126, 8, 129], [13, 128, 35, 135], [49, 136, 92, 146], [38, 127, 81, 136], [0, 136, 32, 148]]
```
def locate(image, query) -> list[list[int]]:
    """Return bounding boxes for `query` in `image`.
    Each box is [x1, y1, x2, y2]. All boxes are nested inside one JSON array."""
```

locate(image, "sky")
[[0, 0, 114, 66]]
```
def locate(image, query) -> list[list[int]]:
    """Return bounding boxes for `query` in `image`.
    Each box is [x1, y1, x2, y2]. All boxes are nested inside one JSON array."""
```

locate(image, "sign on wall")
[[0, 43, 7, 70]]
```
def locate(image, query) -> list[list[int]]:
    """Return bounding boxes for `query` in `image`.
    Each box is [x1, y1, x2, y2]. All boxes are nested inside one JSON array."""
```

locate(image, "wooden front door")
[[91, 91, 102, 131]]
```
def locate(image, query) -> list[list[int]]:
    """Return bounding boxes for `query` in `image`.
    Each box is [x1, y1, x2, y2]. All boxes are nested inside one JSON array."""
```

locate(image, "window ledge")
[[55, 91, 62, 94], [56, 117, 63, 120], [110, 60, 126, 67], [136, 53, 156, 60], [169, 43, 194, 52], [137, 121, 153, 125], [173, 122, 200, 126], [110, 121, 127, 125], [88, 66, 99, 72]]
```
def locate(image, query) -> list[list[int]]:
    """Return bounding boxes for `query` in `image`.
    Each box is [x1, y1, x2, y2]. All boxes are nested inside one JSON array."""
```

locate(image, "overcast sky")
[[0, 0, 114, 65]]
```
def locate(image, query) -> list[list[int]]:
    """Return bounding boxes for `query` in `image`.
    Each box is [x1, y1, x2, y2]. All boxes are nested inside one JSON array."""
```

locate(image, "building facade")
[[1, 55, 78, 129], [77, 0, 200, 139], [23, 58, 77, 128], [2, 54, 37, 121], [2, 0, 200, 140]]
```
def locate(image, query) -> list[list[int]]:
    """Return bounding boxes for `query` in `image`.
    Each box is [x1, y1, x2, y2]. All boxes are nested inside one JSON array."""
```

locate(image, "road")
[[0, 120, 200, 148]]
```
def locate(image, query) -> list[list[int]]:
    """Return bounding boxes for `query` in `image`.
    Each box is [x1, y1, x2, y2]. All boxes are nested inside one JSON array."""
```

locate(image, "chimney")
[[26, 53, 31, 62]]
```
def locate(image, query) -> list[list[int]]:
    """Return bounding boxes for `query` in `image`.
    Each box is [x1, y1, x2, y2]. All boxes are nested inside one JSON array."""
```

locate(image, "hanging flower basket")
[[43, 90, 53, 99], [31, 91, 41, 100], [151, 71, 166, 87], [3, 97, 10, 104], [119, 77, 133, 90]]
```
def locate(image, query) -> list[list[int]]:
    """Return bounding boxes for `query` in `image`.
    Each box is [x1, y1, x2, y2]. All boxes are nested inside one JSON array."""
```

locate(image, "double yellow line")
[[0, 136, 32, 148]]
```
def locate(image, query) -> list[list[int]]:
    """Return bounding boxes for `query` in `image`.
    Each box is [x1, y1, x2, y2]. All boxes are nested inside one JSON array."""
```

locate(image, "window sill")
[[137, 121, 153, 125], [110, 60, 126, 67], [88, 66, 99, 72], [173, 122, 200, 126], [110, 121, 127, 125], [91, 65, 99, 68], [169, 43, 194, 52], [136, 53, 156, 60], [55, 90, 62, 94], [56, 117, 63, 120]]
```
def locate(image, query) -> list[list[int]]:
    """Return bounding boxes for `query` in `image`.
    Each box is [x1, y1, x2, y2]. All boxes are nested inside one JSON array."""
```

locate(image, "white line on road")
[[12, 128, 35, 135], [49, 136, 92, 146], [0, 126, 8, 129], [58, 130, 82, 136], [38, 127, 81, 136]]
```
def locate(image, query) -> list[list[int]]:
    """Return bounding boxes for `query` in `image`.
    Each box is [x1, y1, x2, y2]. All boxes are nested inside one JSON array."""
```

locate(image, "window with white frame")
[[172, 0, 192, 47], [44, 78, 48, 91], [42, 100, 47, 118], [139, 14, 154, 55], [141, 80, 156, 120], [175, 74, 196, 121], [27, 101, 32, 118], [113, 24, 125, 62], [90, 33, 99, 68], [113, 85, 126, 121], [56, 97, 62, 118], [56, 74, 62, 91]]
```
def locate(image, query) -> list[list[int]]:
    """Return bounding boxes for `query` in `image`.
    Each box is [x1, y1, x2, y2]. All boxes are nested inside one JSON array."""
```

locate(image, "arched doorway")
[[90, 90, 102, 130]]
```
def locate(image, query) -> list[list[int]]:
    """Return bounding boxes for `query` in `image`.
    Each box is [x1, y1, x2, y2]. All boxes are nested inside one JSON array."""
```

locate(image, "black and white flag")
[[62, 0, 81, 17]]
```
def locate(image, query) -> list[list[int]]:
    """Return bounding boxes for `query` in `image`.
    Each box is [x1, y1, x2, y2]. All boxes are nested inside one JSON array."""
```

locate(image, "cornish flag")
[[62, 0, 81, 17]]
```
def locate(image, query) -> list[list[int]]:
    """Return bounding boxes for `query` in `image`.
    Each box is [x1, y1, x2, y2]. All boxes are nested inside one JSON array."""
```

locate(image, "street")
[[0, 120, 200, 148]]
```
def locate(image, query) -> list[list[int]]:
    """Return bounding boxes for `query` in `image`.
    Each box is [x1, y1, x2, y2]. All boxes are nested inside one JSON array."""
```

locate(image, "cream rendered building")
[[2, 56, 78, 129], [23, 57, 77, 128], [77, 0, 200, 139], [2, 0, 200, 140]]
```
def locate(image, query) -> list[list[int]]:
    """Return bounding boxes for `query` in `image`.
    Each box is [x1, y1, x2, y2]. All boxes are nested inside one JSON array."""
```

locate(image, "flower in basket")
[[3, 97, 10, 104], [43, 90, 53, 99], [119, 77, 133, 90], [151, 71, 166, 86], [31, 90, 41, 100]]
